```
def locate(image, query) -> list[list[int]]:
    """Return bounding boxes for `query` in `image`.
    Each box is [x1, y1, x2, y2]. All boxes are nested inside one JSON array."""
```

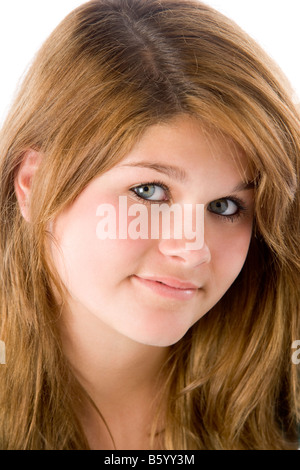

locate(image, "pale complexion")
[[15, 115, 254, 449]]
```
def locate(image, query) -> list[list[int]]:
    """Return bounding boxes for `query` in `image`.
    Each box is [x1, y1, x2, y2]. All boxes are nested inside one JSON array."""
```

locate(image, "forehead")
[[116, 115, 252, 184]]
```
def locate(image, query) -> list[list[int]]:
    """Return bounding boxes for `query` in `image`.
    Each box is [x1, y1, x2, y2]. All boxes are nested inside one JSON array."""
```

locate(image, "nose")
[[158, 237, 211, 268]]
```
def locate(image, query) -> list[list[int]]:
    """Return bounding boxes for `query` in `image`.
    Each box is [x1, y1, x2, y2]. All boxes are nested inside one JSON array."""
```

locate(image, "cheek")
[[51, 196, 152, 291], [211, 221, 253, 284]]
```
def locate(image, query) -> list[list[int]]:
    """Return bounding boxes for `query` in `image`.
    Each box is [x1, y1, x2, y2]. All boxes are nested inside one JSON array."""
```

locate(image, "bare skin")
[[59, 302, 169, 449]]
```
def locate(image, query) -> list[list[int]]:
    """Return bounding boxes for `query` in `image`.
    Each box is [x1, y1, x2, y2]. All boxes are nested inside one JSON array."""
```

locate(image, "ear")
[[14, 149, 43, 222]]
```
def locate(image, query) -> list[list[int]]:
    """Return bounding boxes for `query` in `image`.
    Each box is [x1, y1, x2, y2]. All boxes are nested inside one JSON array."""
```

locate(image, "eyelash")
[[129, 180, 248, 223]]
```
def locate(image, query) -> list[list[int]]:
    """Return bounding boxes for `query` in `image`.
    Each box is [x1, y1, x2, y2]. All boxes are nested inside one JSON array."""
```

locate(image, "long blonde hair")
[[0, 0, 299, 449]]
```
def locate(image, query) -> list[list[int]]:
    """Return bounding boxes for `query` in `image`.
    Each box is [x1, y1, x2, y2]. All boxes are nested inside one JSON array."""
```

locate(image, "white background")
[[0, 0, 299, 125]]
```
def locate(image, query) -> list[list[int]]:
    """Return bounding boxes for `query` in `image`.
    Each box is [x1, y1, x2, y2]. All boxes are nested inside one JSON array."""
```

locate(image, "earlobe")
[[14, 149, 43, 222]]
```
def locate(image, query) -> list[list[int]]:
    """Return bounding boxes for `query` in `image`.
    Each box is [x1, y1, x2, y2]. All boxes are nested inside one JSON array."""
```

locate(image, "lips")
[[137, 275, 199, 290], [132, 275, 201, 301]]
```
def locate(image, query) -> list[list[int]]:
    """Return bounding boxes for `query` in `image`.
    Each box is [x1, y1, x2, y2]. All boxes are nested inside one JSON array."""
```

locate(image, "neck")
[[59, 302, 169, 449]]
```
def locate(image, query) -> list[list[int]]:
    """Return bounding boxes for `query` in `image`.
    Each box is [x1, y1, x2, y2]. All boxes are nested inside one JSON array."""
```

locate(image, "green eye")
[[207, 196, 248, 223], [131, 183, 168, 201], [209, 199, 233, 215], [209, 199, 238, 216], [135, 184, 156, 198]]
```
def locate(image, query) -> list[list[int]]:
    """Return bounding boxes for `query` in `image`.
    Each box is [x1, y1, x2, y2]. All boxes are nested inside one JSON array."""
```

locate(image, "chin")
[[130, 325, 193, 348]]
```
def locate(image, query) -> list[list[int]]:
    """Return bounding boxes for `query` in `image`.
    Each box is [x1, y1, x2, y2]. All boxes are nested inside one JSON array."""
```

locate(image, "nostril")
[[158, 238, 211, 267]]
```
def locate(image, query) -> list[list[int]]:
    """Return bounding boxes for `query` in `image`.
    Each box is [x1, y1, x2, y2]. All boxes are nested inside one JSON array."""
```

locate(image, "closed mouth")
[[132, 275, 201, 300], [135, 275, 200, 290]]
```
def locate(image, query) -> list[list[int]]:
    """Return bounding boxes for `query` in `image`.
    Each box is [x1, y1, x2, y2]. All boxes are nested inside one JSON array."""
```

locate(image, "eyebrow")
[[121, 161, 255, 192], [230, 181, 255, 192], [121, 162, 187, 183]]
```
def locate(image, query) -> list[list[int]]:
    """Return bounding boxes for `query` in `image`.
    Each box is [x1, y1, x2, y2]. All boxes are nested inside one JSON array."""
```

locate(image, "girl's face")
[[51, 115, 254, 347]]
